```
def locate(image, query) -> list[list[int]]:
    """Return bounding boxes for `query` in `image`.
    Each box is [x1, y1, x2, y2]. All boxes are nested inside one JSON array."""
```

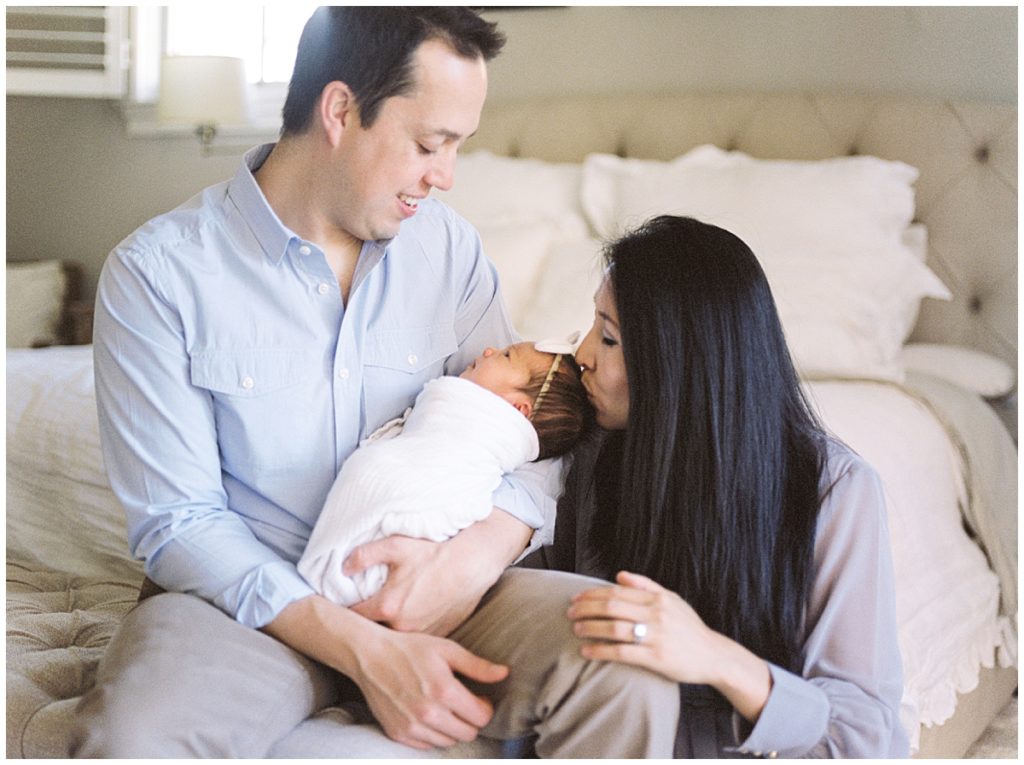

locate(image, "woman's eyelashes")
[[601, 335, 618, 348]]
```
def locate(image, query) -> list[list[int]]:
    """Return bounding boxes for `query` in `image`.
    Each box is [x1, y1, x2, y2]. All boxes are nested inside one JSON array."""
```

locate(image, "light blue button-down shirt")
[[94, 144, 557, 628]]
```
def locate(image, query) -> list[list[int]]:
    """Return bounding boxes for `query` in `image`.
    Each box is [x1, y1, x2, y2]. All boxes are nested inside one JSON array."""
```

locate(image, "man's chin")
[[366, 222, 401, 242]]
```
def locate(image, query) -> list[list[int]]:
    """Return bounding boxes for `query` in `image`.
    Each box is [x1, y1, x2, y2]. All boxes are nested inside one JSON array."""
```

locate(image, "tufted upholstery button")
[[847, 146, 859, 156], [7, 561, 142, 756], [969, 296, 983, 314], [975, 145, 990, 163]]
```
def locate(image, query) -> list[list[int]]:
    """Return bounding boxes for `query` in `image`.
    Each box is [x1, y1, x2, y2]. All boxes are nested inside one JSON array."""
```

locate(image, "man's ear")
[[319, 81, 357, 146]]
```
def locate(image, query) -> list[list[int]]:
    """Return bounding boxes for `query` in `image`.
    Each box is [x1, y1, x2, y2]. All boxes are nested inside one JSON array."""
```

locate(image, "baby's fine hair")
[[522, 353, 591, 460]]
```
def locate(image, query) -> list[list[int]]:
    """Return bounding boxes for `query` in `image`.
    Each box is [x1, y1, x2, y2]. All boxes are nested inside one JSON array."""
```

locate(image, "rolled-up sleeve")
[[726, 454, 909, 758], [493, 457, 564, 554], [94, 247, 313, 628]]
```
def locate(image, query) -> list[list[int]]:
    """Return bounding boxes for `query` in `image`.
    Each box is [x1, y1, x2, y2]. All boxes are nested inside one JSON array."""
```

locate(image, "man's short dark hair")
[[281, 7, 505, 136]]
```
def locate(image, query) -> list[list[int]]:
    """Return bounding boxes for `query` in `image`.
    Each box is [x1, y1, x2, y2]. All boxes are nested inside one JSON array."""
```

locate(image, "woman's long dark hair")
[[587, 215, 828, 672]]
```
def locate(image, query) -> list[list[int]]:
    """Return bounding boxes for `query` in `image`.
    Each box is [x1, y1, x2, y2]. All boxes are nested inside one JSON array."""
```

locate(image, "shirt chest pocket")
[[361, 325, 458, 437], [189, 349, 323, 473]]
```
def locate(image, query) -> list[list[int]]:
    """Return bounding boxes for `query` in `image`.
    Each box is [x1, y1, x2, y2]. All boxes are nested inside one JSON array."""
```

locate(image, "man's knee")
[[70, 594, 225, 757], [70, 591, 332, 758], [71, 683, 194, 758], [462, 568, 679, 756]]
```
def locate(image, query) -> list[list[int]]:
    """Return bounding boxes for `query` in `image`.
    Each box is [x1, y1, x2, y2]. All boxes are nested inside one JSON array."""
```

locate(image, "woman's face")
[[576, 278, 630, 430]]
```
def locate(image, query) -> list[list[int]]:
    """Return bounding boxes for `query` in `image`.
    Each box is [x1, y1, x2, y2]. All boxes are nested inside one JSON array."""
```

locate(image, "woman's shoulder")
[[815, 437, 889, 540], [820, 437, 881, 491]]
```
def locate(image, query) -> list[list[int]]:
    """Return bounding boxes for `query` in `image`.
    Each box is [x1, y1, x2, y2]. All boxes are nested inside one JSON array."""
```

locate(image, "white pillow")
[[7, 345, 142, 581], [6, 260, 67, 348], [901, 343, 1016, 398], [580, 146, 950, 381], [433, 150, 586, 237], [517, 238, 607, 342], [477, 220, 558, 325]]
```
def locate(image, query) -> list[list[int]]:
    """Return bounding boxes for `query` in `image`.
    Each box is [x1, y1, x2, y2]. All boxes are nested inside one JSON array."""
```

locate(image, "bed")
[[6, 91, 1017, 758]]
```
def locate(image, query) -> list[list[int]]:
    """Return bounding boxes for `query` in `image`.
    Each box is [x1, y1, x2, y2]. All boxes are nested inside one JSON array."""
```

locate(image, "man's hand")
[[264, 594, 508, 749], [344, 508, 532, 636], [354, 627, 509, 748]]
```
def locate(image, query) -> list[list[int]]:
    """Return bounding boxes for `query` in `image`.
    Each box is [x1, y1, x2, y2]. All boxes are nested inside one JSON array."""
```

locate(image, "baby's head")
[[460, 342, 590, 460]]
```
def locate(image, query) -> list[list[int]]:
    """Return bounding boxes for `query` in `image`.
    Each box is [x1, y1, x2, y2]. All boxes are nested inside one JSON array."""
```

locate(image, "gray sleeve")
[[727, 451, 910, 758]]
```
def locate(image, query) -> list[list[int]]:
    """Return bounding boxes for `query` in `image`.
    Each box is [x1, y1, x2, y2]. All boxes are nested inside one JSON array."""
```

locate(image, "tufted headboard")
[[464, 92, 1018, 372]]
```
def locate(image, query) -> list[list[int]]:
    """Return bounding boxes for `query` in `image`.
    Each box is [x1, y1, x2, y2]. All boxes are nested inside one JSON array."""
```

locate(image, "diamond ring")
[[632, 622, 648, 645]]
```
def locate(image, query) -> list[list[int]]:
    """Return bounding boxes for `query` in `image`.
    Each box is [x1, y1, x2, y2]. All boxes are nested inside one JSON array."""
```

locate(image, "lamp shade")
[[157, 55, 248, 125]]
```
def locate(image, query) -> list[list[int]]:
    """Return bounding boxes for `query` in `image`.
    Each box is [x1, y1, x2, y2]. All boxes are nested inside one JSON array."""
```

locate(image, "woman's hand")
[[568, 570, 773, 722]]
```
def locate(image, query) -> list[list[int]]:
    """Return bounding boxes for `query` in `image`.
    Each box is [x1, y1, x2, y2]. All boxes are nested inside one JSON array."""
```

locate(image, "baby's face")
[[460, 342, 552, 402]]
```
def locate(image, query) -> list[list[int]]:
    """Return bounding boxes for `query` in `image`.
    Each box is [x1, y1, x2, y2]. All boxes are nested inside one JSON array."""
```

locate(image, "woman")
[[535, 215, 908, 757]]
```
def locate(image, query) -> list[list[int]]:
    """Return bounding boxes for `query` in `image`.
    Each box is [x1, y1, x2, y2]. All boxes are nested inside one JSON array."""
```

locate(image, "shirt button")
[[241, 376, 254, 390], [317, 283, 330, 295], [407, 353, 418, 366], [298, 244, 311, 256], [337, 368, 349, 380]]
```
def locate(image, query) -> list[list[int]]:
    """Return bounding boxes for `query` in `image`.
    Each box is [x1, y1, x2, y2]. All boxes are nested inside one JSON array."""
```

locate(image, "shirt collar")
[[226, 141, 399, 267], [226, 143, 294, 264]]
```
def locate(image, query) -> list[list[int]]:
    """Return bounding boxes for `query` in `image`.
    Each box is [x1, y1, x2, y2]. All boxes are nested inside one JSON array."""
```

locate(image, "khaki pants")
[[71, 568, 679, 758]]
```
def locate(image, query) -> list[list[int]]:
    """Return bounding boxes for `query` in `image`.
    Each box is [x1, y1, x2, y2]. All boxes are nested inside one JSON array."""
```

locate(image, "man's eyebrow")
[[425, 128, 477, 142]]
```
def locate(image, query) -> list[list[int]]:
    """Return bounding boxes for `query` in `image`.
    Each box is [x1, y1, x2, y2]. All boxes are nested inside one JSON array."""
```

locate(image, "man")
[[73, 8, 675, 758]]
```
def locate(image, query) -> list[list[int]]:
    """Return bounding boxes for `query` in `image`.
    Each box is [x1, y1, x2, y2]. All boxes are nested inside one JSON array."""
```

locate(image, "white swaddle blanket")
[[298, 375, 540, 606]]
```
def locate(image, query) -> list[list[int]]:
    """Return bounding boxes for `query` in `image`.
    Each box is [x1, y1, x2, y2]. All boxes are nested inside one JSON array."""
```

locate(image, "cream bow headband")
[[530, 331, 582, 419]]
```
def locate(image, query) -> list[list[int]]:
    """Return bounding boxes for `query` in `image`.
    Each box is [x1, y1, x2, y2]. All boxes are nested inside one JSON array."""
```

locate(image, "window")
[[127, 5, 318, 135], [165, 5, 317, 84]]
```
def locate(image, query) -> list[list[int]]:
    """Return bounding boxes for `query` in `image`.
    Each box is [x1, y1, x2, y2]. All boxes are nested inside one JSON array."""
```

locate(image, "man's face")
[[330, 39, 488, 242]]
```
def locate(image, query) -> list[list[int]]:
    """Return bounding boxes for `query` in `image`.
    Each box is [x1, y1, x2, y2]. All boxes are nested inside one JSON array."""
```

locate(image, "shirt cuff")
[[490, 476, 548, 531], [214, 559, 317, 629], [725, 663, 829, 759]]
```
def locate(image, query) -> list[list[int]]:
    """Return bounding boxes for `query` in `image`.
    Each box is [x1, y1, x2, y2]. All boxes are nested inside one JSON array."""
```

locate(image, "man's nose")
[[426, 150, 456, 192]]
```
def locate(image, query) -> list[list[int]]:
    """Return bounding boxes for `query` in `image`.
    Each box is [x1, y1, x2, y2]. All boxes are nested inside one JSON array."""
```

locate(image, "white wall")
[[6, 6, 1016, 300]]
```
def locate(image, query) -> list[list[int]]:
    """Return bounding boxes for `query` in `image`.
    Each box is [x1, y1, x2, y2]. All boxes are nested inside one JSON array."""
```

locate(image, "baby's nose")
[[482, 347, 496, 357]]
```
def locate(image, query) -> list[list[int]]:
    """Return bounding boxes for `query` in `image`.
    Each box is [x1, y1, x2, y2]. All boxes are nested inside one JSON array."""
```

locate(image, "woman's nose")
[[576, 326, 597, 371]]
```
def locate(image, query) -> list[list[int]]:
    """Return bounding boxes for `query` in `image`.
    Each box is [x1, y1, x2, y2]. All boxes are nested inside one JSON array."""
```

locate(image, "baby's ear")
[[509, 395, 532, 419]]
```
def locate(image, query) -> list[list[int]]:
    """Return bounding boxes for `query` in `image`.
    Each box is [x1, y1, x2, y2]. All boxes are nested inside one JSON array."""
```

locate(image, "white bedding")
[[6, 344, 1016, 753], [803, 376, 1016, 747]]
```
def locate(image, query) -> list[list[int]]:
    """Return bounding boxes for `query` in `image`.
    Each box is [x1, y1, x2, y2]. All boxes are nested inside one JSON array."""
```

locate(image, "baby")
[[298, 340, 590, 606]]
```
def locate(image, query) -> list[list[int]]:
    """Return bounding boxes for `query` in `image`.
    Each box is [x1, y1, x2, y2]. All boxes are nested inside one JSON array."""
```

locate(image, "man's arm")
[[94, 246, 315, 627], [346, 507, 532, 635]]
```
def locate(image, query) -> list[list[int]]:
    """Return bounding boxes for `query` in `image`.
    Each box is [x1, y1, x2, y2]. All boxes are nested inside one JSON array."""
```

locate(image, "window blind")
[[6, 6, 127, 97]]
